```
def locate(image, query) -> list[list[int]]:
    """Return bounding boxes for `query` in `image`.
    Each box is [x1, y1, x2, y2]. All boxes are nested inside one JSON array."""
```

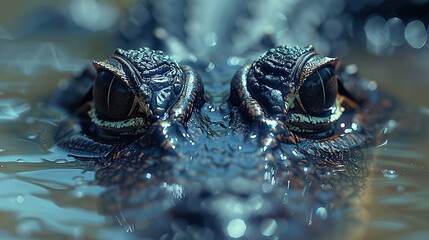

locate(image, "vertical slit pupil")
[[298, 66, 338, 117], [93, 70, 136, 121]]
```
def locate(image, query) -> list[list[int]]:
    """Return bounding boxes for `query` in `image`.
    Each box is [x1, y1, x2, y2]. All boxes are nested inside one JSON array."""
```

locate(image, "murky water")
[[349, 51, 429, 240], [1, 1, 429, 239]]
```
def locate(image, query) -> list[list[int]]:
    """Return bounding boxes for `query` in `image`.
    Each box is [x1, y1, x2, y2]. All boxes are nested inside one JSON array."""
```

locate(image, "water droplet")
[[292, 149, 304, 158], [405, 20, 427, 49], [345, 64, 358, 75], [54, 158, 68, 164], [203, 32, 217, 47], [188, 54, 198, 63], [386, 17, 405, 46], [381, 169, 398, 179], [145, 173, 152, 179], [279, 153, 287, 161], [260, 218, 277, 237], [208, 105, 216, 112], [307, 209, 314, 226], [205, 62, 215, 72], [69, 0, 118, 32], [383, 119, 397, 134], [227, 218, 246, 238], [387, 119, 397, 128], [316, 207, 328, 220], [364, 15, 388, 47], [271, 176, 276, 186], [264, 171, 271, 181], [164, 183, 184, 199], [16, 195, 25, 204], [247, 195, 263, 211], [262, 145, 268, 152], [73, 190, 84, 198], [26, 133, 38, 140], [227, 56, 240, 66], [283, 192, 289, 204], [16, 158, 24, 163], [154, 27, 167, 39]]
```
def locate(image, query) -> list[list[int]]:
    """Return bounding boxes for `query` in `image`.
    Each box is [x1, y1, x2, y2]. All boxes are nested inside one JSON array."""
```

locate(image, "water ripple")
[[0, 99, 30, 121]]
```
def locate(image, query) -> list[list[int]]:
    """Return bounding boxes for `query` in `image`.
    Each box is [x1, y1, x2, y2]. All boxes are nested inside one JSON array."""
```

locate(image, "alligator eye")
[[297, 66, 338, 117], [93, 70, 136, 121]]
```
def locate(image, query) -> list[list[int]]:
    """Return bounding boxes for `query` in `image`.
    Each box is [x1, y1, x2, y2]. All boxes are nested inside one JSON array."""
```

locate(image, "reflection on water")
[[368, 140, 429, 240], [1, 0, 429, 239]]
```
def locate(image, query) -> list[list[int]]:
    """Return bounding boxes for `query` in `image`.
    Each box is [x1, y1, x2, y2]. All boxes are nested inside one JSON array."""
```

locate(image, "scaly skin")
[[53, 45, 396, 239]]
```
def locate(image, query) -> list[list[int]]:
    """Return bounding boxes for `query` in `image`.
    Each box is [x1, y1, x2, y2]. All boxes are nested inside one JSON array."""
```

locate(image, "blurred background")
[[1, 0, 429, 105], [0, 0, 428, 239]]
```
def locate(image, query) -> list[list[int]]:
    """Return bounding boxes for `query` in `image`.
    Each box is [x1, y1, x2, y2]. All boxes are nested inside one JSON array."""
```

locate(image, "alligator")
[[46, 1, 405, 239], [51, 42, 398, 239]]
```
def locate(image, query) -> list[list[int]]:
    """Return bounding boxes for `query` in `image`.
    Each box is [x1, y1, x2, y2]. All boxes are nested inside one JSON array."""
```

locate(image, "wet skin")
[[53, 45, 396, 239]]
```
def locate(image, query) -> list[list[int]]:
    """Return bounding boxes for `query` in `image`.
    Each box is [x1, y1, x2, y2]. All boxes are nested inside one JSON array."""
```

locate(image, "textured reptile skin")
[[50, 3, 400, 239]]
